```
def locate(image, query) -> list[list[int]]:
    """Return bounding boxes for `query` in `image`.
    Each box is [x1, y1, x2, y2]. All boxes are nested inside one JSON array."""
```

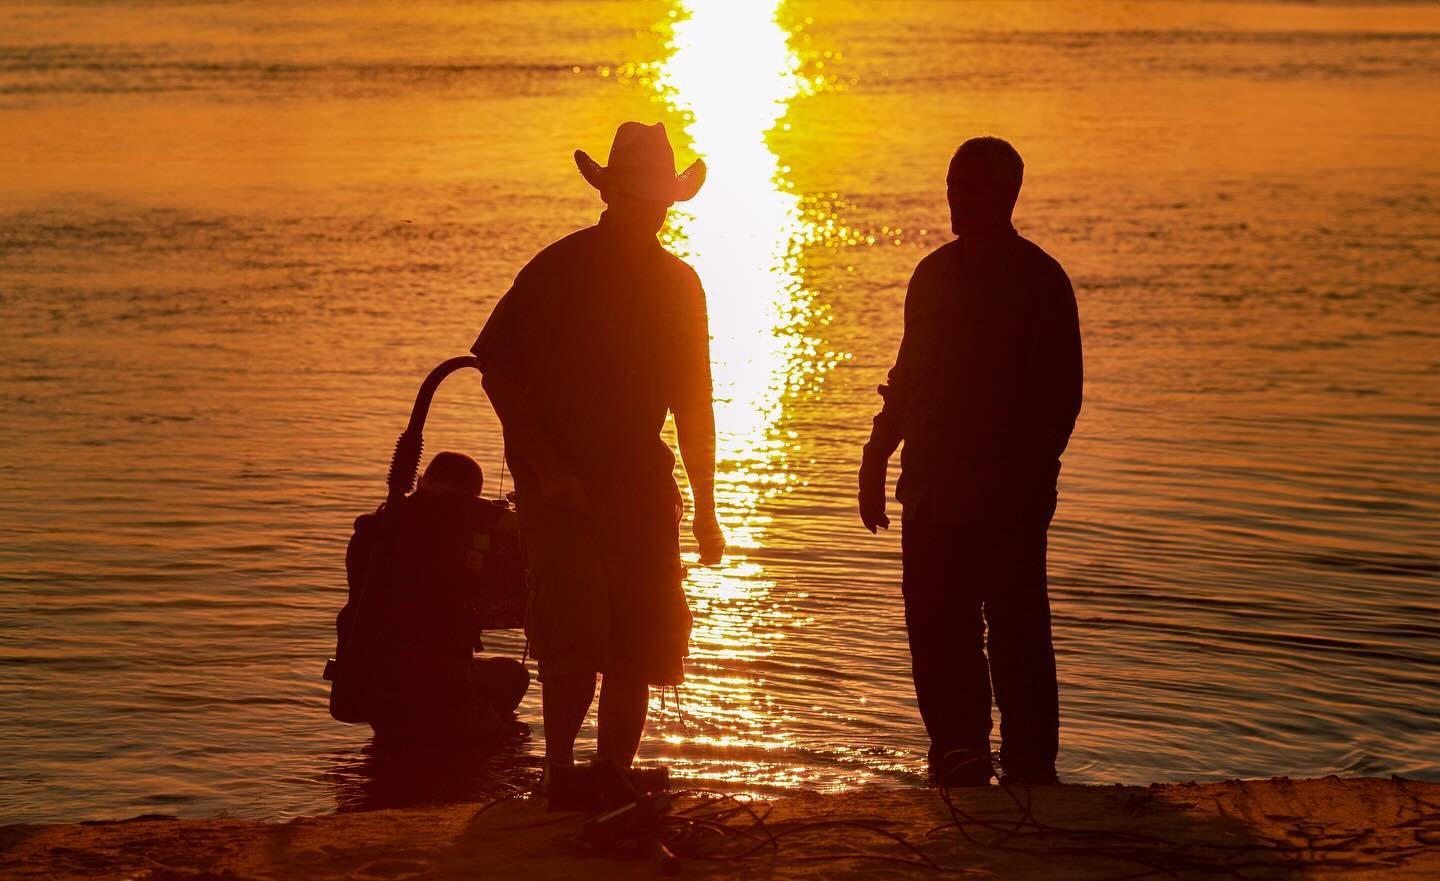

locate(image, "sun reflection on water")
[[646, 0, 834, 788]]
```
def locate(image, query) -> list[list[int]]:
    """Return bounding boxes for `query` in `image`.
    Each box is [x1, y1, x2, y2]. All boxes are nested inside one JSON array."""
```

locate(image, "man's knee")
[[984, 569, 1051, 628]]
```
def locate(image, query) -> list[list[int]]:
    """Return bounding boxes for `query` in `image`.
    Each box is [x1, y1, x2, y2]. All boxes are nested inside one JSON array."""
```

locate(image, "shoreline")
[[3, 776, 1436, 880]]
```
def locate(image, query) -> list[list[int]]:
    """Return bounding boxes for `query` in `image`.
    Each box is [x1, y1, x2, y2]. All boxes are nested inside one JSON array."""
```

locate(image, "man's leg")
[[983, 519, 1059, 781], [541, 673, 597, 768], [595, 675, 649, 768], [902, 500, 993, 776]]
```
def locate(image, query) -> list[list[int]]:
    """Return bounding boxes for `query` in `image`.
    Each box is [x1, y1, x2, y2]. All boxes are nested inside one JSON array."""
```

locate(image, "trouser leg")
[[901, 502, 992, 762], [982, 520, 1059, 776]]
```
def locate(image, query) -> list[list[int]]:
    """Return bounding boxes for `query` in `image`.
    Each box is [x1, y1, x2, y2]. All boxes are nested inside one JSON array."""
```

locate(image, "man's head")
[[948, 137, 1024, 235], [601, 189, 672, 235], [418, 451, 483, 498], [575, 122, 705, 236]]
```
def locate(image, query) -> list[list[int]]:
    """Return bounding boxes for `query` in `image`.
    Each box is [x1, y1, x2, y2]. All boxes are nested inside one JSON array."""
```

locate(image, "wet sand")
[[4, 777, 1436, 880]]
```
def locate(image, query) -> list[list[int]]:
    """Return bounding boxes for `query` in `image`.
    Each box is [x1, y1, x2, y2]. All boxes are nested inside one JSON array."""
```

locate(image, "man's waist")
[[896, 467, 1060, 520], [897, 449, 1061, 497], [507, 436, 676, 482], [900, 427, 1060, 462]]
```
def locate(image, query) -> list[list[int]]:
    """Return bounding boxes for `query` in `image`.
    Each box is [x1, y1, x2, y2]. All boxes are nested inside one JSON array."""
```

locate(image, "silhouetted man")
[[473, 122, 726, 776], [859, 137, 1082, 786]]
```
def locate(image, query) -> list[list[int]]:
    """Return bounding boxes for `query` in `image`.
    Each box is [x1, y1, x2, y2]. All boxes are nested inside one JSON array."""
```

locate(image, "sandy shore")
[[4, 777, 1437, 880]]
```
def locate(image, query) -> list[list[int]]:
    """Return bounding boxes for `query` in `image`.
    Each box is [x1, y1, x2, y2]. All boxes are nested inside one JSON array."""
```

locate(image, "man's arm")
[[675, 399, 724, 564], [859, 261, 928, 532], [672, 278, 725, 565], [1032, 266, 1083, 462]]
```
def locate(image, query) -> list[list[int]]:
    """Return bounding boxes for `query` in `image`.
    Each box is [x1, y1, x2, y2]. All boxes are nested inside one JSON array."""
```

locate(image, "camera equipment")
[[325, 356, 528, 724]]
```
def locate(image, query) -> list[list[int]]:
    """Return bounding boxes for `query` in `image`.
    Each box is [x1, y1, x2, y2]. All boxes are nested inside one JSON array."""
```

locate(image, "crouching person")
[[342, 451, 530, 745]]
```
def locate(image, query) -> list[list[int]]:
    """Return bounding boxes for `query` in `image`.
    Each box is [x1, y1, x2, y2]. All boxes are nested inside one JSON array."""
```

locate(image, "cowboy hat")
[[574, 121, 706, 203]]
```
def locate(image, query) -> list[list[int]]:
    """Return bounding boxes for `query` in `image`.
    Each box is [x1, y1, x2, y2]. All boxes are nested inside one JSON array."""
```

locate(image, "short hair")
[[419, 451, 483, 497], [950, 137, 1024, 200]]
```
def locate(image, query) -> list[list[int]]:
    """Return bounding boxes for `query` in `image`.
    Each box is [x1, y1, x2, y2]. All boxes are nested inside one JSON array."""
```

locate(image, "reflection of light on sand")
[[646, 0, 818, 786]]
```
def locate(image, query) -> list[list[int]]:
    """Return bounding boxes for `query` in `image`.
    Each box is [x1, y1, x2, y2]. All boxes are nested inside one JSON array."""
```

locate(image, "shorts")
[[520, 498, 691, 686]]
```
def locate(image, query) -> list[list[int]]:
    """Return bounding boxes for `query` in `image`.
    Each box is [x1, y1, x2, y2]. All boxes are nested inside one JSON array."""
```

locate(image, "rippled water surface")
[[3, 0, 1438, 824]]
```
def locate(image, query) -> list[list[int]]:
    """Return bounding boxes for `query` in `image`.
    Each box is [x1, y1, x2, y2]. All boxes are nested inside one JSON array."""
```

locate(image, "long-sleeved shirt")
[[865, 228, 1082, 517]]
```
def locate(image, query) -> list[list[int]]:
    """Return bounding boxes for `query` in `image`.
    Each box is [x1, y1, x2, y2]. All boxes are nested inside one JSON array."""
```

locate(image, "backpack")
[[327, 492, 525, 724]]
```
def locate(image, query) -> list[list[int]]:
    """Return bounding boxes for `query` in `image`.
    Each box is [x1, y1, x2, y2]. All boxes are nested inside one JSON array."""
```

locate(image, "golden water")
[[2, 0, 1438, 822]]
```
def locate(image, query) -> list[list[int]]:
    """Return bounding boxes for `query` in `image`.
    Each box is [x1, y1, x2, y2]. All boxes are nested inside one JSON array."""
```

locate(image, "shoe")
[[542, 760, 672, 812], [928, 748, 994, 787]]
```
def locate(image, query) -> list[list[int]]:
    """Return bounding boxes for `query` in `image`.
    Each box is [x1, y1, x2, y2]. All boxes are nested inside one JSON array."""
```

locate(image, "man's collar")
[[954, 221, 1017, 243], [598, 210, 661, 244]]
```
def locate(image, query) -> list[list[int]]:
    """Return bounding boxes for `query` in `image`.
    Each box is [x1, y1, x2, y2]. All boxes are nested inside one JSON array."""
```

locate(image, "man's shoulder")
[[520, 225, 605, 276], [1012, 234, 1071, 287], [522, 228, 700, 290], [915, 240, 961, 275], [653, 245, 703, 291], [904, 242, 961, 309]]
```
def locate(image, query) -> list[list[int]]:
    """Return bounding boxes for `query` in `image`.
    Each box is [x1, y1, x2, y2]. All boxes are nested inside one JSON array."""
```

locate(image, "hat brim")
[[575, 150, 706, 203]]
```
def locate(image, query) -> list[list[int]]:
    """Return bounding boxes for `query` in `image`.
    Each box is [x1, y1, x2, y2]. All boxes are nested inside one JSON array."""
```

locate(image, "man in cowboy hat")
[[473, 121, 725, 773], [859, 137, 1082, 787]]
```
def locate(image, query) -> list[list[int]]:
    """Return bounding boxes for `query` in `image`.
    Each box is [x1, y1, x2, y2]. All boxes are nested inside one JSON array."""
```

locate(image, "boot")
[[928, 747, 994, 787]]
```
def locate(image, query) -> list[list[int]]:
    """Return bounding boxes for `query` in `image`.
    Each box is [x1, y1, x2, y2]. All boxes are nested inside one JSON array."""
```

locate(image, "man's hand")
[[858, 449, 891, 534], [859, 489, 890, 534], [693, 508, 726, 566]]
